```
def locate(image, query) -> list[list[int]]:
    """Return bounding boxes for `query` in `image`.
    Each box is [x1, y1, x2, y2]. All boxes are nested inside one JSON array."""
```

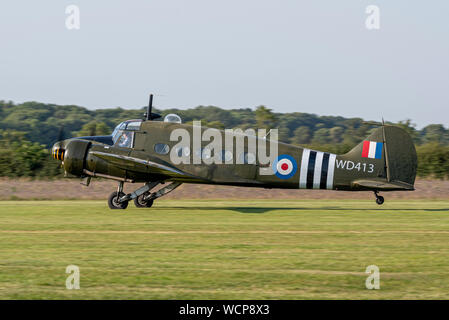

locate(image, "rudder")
[[344, 125, 417, 188], [383, 125, 417, 186]]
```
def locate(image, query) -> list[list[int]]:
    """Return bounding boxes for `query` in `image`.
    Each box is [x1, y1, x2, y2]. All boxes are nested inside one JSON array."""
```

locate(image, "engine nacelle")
[[63, 139, 91, 177]]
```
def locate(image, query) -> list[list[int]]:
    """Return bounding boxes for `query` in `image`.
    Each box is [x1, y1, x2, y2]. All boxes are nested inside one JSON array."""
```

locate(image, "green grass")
[[0, 199, 448, 299]]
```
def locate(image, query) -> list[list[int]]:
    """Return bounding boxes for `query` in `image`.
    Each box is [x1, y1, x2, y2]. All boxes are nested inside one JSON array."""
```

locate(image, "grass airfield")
[[0, 199, 448, 299]]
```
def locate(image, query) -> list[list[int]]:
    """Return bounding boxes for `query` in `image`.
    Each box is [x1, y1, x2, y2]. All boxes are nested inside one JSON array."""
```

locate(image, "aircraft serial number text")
[[336, 160, 375, 173]]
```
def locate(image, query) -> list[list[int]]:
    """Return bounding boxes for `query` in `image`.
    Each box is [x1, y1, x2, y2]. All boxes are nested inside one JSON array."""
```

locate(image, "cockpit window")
[[126, 121, 141, 131], [112, 122, 124, 140], [112, 120, 142, 145], [112, 130, 121, 144], [116, 131, 134, 148]]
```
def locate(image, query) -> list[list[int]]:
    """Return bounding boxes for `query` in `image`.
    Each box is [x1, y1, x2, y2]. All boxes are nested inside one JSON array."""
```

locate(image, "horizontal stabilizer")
[[352, 179, 415, 191]]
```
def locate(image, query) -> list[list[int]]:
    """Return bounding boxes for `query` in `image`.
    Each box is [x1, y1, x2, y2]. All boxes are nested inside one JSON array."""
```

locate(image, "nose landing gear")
[[374, 191, 385, 205]]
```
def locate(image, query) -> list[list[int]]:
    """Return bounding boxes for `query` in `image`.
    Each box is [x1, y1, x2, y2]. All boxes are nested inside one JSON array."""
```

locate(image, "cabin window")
[[220, 150, 233, 162], [154, 143, 170, 155], [175, 146, 190, 157], [175, 147, 183, 157], [194, 148, 203, 159], [116, 131, 134, 148], [194, 148, 213, 160], [240, 152, 256, 164], [202, 148, 212, 160]]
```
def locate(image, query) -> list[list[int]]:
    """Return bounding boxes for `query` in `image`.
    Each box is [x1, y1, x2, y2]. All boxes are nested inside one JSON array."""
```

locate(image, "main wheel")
[[134, 194, 154, 208], [108, 191, 128, 209], [376, 196, 385, 205]]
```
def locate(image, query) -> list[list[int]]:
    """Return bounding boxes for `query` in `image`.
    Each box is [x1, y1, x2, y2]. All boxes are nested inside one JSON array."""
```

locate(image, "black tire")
[[108, 191, 128, 209], [376, 196, 385, 205], [134, 194, 154, 208]]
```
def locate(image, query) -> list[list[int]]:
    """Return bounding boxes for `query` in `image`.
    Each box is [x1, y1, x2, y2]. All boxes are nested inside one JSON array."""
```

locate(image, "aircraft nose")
[[52, 141, 65, 161]]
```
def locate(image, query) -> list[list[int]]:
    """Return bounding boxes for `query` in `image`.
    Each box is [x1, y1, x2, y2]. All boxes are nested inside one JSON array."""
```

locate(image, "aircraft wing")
[[90, 151, 190, 178], [352, 179, 415, 191]]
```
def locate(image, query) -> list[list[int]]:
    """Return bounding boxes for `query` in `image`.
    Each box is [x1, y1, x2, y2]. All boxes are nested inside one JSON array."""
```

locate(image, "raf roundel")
[[273, 154, 297, 179]]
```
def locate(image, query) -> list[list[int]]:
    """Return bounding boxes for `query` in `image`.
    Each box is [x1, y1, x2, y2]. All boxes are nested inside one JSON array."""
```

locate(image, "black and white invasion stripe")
[[299, 149, 336, 189]]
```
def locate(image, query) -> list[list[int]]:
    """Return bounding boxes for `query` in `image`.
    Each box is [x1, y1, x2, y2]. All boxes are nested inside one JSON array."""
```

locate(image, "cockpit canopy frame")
[[112, 119, 143, 146]]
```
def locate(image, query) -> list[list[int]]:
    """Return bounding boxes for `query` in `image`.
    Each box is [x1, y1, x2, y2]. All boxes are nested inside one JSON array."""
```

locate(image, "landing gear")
[[376, 197, 384, 205], [374, 191, 385, 205], [108, 191, 129, 209], [134, 194, 154, 208], [106, 181, 182, 210], [108, 182, 129, 209]]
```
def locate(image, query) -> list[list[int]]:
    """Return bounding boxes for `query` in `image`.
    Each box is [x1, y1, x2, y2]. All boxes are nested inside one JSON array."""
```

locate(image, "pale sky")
[[0, 1, 448, 128]]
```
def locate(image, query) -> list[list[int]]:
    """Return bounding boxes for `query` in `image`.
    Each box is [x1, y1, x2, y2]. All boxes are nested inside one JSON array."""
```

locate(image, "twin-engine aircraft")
[[52, 95, 417, 209]]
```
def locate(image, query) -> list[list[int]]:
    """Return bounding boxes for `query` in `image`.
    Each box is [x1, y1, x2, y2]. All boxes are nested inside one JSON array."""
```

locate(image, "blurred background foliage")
[[0, 100, 448, 179]]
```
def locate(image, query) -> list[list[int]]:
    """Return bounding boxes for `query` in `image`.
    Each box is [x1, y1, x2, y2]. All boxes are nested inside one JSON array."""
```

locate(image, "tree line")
[[0, 100, 448, 179]]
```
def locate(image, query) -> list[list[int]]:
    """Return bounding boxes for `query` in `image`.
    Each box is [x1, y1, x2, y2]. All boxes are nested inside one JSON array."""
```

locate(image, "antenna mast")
[[143, 93, 161, 121], [147, 94, 153, 121]]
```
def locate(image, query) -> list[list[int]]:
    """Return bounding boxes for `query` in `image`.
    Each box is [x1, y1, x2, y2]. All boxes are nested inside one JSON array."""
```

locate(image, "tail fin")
[[344, 125, 417, 190]]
